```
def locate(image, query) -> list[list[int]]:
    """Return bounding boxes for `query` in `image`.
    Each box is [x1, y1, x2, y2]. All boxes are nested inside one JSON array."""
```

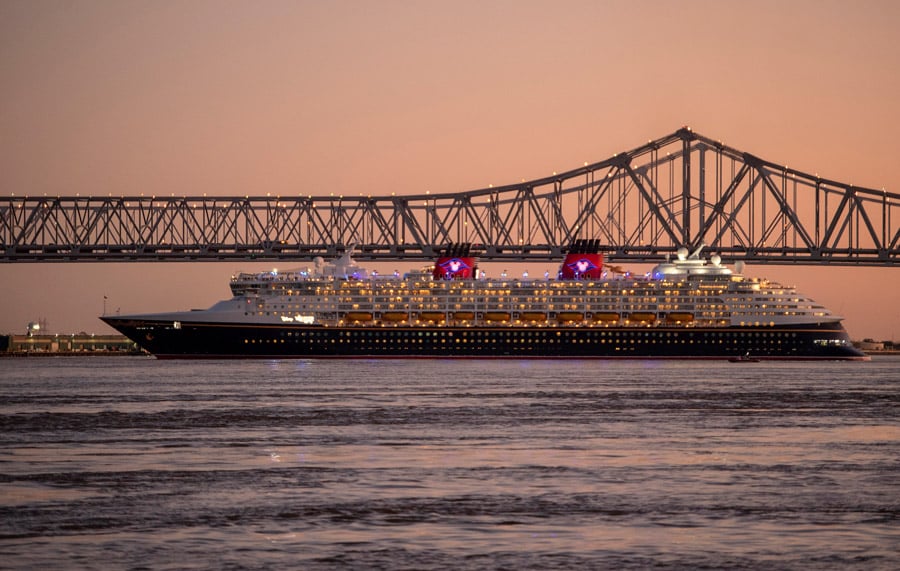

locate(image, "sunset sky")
[[2, 0, 899, 340]]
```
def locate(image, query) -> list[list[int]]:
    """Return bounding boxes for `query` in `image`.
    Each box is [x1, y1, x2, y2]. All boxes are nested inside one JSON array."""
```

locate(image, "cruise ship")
[[101, 242, 867, 360]]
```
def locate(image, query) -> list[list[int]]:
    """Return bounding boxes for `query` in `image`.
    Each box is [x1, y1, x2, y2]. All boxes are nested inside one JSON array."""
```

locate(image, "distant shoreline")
[[0, 351, 145, 358]]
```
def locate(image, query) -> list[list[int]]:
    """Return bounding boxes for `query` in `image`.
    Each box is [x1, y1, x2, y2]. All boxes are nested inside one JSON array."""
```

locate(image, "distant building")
[[2, 334, 140, 354], [858, 339, 886, 352]]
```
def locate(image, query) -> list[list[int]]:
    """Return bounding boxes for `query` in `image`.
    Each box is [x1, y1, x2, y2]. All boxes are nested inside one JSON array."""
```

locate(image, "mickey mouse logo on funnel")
[[433, 243, 478, 280], [559, 239, 604, 279]]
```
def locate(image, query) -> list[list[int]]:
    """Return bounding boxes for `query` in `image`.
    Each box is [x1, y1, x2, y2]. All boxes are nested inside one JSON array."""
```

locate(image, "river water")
[[1, 356, 898, 569]]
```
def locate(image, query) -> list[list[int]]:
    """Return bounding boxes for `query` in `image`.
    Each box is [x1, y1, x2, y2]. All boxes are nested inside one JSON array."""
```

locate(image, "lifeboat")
[[419, 312, 446, 323], [345, 312, 374, 322], [666, 312, 694, 323], [453, 311, 475, 321], [381, 312, 408, 322], [556, 312, 583, 322], [592, 312, 620, 323], [520, 312, 547, 322], [629, 312, 657, 323], [484, 312, 511, 322]]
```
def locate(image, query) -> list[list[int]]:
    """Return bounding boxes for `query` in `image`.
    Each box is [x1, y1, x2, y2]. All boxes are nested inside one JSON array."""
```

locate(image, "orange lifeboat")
[[453, 311, 475, 321], [556, 312, 583, 323], [419, 312, 446, 323], [484, 312, 511, 322], [592, 312, 620, 323], [381, 312, 408, 322], [666, 312, 694, 323], [629, 312, 657, 323], [345, 312, 373, 322], [520, 312, 547, 322]]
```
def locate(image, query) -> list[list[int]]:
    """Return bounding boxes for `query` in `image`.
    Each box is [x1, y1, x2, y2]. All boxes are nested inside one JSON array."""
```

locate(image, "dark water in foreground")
[[1, 356, 898, 570]]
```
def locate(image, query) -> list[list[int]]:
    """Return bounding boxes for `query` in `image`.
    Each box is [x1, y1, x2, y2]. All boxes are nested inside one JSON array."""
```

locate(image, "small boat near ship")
[[101, 241, 868, 360]]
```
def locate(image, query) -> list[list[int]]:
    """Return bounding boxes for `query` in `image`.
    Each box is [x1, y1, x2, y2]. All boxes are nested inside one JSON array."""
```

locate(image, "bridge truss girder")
[[2, 128, 898, 265]]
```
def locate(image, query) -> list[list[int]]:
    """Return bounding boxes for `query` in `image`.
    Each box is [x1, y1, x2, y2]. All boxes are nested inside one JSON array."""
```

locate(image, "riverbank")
[[1, 350, 145, 358]]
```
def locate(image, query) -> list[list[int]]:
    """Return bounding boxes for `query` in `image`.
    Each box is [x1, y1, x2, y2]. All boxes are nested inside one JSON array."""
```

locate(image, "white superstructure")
[[212, 248, 841, 329]]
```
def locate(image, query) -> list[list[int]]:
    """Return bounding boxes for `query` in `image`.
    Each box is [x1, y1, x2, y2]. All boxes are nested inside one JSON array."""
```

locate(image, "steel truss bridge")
[[2, 127, 899, 265]]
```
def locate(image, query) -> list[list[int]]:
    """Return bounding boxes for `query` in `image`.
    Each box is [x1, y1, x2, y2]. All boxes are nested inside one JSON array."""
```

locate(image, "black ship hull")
[[101, 317, 867, 360]]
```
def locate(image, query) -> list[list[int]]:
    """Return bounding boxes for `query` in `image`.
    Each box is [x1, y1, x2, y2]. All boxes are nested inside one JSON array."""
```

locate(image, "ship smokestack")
[[433, 242, 477, 280], [558, 239, 604, 279]]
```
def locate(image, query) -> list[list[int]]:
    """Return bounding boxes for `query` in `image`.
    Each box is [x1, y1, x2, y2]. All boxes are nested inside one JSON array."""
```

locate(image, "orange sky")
[[2, 0, 899, 340]]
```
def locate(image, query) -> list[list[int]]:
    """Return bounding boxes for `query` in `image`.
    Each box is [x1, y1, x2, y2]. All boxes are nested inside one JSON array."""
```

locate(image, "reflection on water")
[[1, 356, 898, 569]]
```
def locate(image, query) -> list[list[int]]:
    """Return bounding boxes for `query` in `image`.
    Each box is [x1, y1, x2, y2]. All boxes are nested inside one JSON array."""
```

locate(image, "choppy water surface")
[[1, 356, 898, 570]]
